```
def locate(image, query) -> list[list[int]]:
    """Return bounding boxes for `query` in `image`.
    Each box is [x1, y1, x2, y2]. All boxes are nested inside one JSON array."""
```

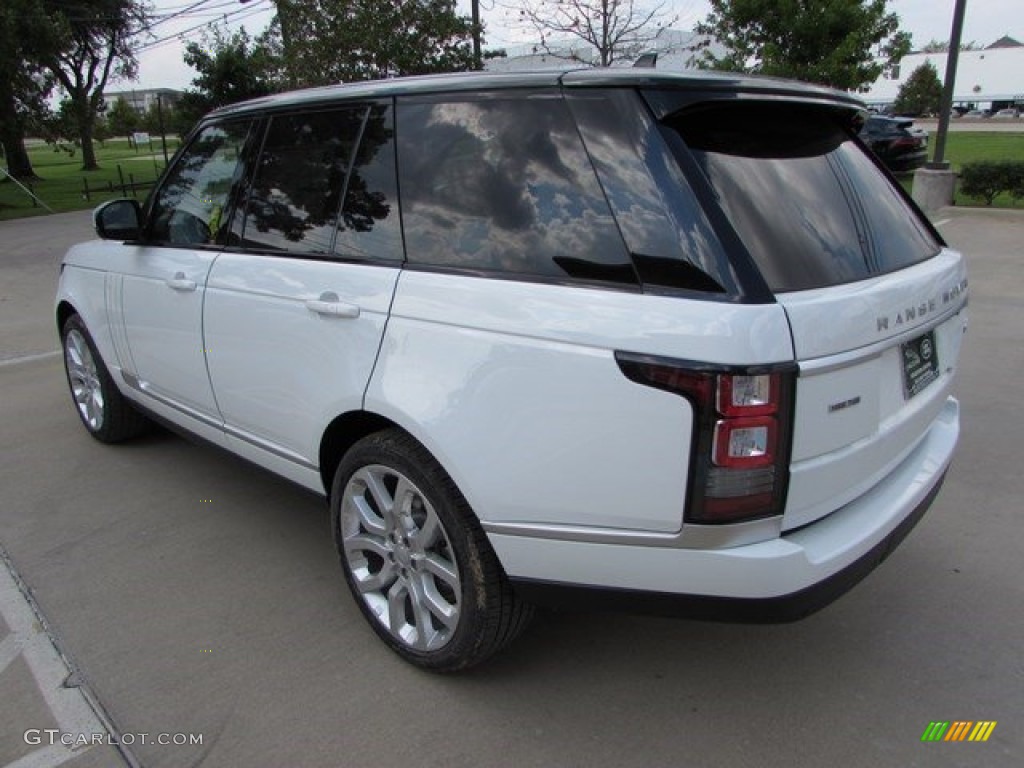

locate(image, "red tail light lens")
[[616, 353, 796, 525]]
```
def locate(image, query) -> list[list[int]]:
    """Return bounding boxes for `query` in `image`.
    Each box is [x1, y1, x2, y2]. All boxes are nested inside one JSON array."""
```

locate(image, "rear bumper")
[[494, 396, 959, 622], [511, 471, 942, 622]]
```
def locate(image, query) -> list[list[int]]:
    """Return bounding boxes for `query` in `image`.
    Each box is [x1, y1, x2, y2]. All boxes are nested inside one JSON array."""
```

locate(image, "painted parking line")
[[0, 548, 132, 768], [0, 351, 61, 369], [932, 218, 952, 227]]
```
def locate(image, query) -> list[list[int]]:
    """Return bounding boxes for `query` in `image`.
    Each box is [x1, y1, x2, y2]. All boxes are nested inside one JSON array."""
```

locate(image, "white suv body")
[[56, 70, 967, 669]]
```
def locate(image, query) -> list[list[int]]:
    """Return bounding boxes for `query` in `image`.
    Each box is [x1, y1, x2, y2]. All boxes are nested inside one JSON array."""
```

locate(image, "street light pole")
[[932, 0, 968, 167]]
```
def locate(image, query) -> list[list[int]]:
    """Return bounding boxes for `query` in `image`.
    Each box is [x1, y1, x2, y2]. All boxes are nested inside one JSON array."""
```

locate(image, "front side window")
[[241, 108, 365, 254], [149, 121, 252, 246], [397, 93, 635, 286]]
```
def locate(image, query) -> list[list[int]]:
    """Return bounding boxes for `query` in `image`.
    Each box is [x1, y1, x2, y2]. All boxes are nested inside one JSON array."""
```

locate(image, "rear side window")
[[567, 89, 739, 295], [663, 102, 940, 293], [333, 104, 403, 261], [397, 92, 636, 286], [241, 108, 365, 254]]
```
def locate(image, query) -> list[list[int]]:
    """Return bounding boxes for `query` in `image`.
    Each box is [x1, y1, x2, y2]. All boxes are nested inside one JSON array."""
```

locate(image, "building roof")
[[986, 35, 1022, 49]]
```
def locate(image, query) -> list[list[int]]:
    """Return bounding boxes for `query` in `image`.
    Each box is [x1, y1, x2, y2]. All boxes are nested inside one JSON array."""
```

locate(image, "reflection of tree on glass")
[[240, 105, 402, 260], [242, 109, 365, 254], [335, 104, 402, 262], [150, 123, 251, 246]]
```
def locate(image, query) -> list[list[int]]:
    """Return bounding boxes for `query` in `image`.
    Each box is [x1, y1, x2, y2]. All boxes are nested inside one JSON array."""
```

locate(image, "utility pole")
[[472, 0, 481, 68], [156, 94, 169, 166], [911, 0, 968, 211], [932, 0, 968, 166]]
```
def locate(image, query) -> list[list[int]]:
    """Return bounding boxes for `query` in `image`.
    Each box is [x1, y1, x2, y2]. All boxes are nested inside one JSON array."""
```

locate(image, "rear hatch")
[[657, 99, 968, 531]]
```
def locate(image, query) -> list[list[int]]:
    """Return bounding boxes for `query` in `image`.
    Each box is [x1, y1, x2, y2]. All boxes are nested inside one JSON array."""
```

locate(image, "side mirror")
[[94, 199, 142, 241]]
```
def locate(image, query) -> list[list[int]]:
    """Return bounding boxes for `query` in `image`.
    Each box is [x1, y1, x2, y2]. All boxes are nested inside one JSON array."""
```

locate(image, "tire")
[[331, 429, 533, 671], [61, 314, 150, 443]]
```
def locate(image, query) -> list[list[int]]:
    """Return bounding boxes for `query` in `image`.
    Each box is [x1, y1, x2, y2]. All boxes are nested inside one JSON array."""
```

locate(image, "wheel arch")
[[319, 410, 402, 498], [56, 300, 78, 334]]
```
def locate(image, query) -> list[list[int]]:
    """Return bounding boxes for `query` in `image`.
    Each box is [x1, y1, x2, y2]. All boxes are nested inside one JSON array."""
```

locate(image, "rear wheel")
[[331, 429, 532, 671], [61, 314, 150, 443]]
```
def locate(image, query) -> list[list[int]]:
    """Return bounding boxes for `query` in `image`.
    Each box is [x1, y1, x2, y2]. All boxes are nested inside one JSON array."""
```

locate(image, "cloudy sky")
[[127, 0, 1021, 91]]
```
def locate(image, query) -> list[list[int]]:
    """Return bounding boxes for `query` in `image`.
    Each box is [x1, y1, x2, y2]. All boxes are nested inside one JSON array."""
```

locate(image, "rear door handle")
[[166, 272, 197, 292], [305, 291, 360, 319]]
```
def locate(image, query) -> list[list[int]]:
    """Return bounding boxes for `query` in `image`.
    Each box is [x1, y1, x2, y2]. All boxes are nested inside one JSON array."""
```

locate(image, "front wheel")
[[331, 429, 532, 671], [61, 314, 150, 443]]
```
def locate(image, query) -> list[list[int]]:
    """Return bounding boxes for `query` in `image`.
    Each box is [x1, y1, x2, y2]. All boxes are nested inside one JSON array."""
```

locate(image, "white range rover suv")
[[56, 70, 967, 670]]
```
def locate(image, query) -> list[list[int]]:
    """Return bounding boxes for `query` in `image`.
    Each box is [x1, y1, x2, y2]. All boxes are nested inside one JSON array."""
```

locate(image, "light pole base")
[[912, 166, 956, 212]]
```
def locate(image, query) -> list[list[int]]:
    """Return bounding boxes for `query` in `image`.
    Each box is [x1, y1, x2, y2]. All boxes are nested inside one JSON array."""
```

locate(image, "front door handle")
[[305, 291, 360, 319], [166, 271, 197, 292]]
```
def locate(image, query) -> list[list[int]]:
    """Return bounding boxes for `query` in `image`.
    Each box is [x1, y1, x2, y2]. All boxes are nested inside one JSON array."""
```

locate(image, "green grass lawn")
[[0, 137, 180, 221]]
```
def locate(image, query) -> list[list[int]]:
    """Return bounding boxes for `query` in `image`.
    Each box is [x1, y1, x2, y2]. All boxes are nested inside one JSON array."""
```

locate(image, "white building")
[[861, 36, 1024, 111], [103, 88, 182, 113], [485, 28, 725, 72]]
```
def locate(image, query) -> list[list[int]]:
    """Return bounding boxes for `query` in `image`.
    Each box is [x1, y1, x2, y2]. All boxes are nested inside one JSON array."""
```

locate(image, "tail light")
[[616, 353, 796, 525]]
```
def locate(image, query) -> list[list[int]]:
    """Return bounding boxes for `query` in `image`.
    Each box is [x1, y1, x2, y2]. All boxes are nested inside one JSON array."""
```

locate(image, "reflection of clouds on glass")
[[699, 153, 863, 289], [399, 96, 633, 284], [567, 91, 735, 294]]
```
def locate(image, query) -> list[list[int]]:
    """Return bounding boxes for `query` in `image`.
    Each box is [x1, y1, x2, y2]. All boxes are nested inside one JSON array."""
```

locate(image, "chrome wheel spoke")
[[352, 494, 387, 537], [407, 579, 439, 650], [421, 578, 459, 630], [354, 561, 397, 593], [346, 533, 390, 559], [421, 553, 458, 589]]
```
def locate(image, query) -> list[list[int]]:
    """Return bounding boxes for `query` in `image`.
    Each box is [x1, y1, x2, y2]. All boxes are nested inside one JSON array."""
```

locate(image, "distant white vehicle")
[[992, 108, 1020, 119]]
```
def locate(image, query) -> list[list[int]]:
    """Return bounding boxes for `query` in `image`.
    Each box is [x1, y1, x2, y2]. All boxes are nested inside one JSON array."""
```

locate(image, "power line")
[[134, 0, 272, 53]]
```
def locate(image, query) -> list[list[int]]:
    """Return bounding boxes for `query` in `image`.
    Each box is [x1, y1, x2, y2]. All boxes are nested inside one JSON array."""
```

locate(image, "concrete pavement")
[[0, 208, 1021, 767]]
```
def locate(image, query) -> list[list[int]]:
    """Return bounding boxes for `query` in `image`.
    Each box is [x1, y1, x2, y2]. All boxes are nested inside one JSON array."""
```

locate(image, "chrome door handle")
[[166, 272, 197, 292], [305, 292, 360, 319]]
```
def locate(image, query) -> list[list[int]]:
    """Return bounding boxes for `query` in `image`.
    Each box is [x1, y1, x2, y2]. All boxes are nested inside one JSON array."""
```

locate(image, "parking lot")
[[1, 208, 1021, 767]]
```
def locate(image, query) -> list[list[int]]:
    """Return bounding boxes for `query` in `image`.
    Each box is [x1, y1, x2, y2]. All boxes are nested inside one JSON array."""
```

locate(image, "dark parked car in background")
[[859, 116, 929, 172]]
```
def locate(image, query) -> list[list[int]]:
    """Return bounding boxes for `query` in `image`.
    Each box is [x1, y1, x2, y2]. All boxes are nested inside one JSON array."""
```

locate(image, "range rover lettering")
[[56, 70, 967, 671]]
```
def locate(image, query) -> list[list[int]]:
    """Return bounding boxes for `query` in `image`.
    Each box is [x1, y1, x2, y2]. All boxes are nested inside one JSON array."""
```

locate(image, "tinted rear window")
[[663, 103, 940, 293]]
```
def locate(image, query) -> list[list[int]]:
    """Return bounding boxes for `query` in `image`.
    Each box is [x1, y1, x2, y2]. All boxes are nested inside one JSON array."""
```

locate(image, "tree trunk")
[[73, 96, 99, 171], [0, 82, 38, 180]]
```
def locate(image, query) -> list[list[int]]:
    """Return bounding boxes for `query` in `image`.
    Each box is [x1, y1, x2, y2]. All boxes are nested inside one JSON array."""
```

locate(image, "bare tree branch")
[[512, 0, 677, 67]]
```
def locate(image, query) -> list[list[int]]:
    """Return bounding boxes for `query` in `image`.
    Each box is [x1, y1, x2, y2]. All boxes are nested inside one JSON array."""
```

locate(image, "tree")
[[513, 0, 675, 67], [920, 39, 981, 52], [273, 1, 477, 86], [892, 61, 942, 115], [0, 0, 52, 179], [26, 1, 148, 171], [106, 97, 139, 138], [178, 25, 280, 131], [695, 0, 912, 91]]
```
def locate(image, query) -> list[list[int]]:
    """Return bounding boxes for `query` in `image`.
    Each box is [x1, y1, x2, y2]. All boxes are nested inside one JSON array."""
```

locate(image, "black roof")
[[208, 68, 865, 119]]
